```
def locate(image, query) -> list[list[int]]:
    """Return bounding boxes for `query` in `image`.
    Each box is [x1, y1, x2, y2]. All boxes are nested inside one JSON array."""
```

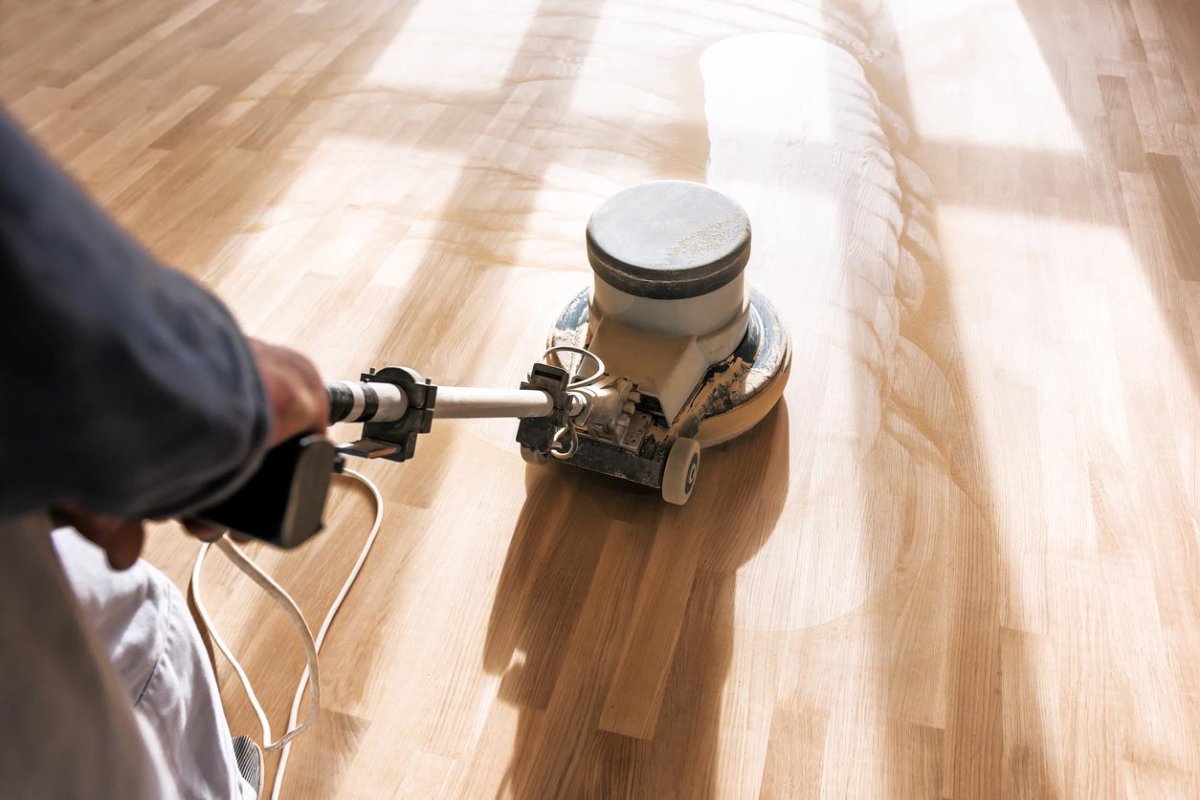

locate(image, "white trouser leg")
[[52, 527, 255, 800], [0, 513, 171, 799]]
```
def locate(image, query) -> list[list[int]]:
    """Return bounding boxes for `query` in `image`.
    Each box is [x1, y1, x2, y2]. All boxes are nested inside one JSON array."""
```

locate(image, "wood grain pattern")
[[5, 0, 1200, 797]]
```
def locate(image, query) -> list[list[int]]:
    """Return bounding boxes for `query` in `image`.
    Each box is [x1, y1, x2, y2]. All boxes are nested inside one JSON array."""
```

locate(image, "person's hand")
[[247, 338, 329, 446], [64, 339, 328, 566], [180, 339, 328, 542], [56, 503, 145, 570]]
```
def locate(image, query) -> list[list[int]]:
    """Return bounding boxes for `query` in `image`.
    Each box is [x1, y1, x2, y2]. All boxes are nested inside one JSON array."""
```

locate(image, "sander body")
[[517, 180, 790, 503]]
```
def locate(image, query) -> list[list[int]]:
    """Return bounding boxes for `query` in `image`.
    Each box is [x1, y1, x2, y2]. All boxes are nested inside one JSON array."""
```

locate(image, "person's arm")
[[0, 109, 317, 527]]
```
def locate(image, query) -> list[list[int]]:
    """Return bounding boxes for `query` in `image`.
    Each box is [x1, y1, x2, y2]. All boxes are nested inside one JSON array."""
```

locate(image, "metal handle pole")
[[327, 380, 557, 423], [432, 386, 555, 419]]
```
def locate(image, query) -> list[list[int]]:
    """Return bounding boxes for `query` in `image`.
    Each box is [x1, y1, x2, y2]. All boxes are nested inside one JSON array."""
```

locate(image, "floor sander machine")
[[199, 180, 791, 548]]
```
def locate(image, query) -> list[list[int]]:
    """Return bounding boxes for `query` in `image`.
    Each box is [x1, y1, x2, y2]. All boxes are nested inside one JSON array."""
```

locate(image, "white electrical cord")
[[190, 467, 384, 800], [192, 536, 320, 749]]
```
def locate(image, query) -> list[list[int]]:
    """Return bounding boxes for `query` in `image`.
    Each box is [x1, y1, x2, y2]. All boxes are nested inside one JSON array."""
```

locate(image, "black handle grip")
[[196, 434, 341, 548]]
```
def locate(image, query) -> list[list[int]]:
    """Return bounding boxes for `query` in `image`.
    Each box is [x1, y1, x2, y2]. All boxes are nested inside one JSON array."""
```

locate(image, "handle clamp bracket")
[[338, 367, 437, 462], [515, 363, 573, 455]]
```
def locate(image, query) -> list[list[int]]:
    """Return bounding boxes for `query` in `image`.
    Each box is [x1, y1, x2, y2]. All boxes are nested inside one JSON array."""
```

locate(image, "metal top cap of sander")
[[586, 180, 751, 300]]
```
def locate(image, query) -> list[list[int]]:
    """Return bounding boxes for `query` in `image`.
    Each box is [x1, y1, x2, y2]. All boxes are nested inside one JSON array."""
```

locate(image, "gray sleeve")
[[0, 109, 271, 519]]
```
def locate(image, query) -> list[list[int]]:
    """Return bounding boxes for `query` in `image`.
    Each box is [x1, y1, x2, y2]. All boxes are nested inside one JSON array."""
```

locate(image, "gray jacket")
[[0, 109, 269, 519]]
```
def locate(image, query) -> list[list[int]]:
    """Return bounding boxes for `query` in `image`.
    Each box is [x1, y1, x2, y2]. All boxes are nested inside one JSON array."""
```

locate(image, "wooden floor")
[[6, 0, 1200, 796]]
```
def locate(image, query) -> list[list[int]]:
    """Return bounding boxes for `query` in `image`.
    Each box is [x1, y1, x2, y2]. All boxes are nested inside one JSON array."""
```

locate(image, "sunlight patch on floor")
[[889, 0, 1085, 152], [363, 0, 545, 92]]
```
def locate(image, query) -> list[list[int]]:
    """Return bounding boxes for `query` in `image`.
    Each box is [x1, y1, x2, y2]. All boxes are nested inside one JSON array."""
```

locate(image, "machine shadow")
[[481, 404, 790, 798]]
